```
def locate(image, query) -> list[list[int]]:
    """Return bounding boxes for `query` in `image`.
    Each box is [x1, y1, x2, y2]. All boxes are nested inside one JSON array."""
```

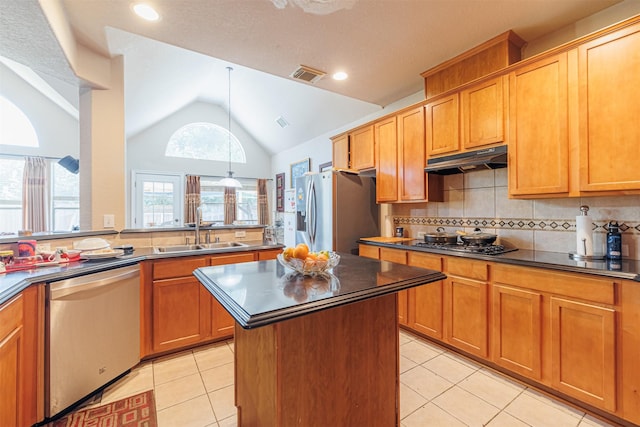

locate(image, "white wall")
[[127, 100, 271, 179], [270, 91, 425, 188], [0, 63, 78, 159]]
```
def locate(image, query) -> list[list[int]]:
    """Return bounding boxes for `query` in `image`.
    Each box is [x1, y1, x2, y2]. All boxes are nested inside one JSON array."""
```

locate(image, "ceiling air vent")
[[290, 65, 326, 84]]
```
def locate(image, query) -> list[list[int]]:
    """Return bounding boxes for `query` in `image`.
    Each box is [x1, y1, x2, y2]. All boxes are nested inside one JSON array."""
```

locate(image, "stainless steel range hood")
[[425, 145, 507, 175]]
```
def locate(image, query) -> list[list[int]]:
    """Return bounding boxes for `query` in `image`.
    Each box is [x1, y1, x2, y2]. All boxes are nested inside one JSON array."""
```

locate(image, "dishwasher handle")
[[49, 266, 140, 300]]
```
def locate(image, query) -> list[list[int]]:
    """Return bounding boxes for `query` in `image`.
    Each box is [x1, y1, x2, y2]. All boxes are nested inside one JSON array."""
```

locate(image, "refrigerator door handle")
[[307, 178, 317, 250]]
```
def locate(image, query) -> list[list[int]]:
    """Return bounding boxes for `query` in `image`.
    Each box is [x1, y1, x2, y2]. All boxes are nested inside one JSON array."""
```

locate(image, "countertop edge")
[[358, 239, 640, 282], [195, 267, 446, 329], [0, 243, 283, 306]]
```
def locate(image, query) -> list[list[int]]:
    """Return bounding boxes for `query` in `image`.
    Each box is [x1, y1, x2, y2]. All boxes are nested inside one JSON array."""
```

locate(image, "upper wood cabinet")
[[508, 53, 570, 197], [461, 76, 507, 149], [376, 107, 444, 203], [426, 76, 507, 159], [350, 125, 375, 170], [578, 22, 640, 192], [375, 116, 398, 202], [426, 94, 459, 157], [331, 133, 350, 170]]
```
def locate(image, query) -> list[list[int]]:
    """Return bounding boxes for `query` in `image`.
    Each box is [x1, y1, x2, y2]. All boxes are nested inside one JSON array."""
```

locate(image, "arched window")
[[165, 122, 246, 163], [0, 95, 39, 147]]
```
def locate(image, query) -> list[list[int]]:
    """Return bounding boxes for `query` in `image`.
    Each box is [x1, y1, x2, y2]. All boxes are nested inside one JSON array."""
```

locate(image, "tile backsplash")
[[391, 169, 640, 259]]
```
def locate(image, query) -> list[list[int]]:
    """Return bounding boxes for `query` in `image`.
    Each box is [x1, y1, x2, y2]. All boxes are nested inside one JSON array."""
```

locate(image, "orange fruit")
[[293, 243, 309, 260], [283, 247, 294, 260]]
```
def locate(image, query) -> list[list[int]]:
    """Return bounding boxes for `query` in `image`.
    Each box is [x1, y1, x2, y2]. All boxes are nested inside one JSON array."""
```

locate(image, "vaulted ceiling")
[[0, 0, 630, 154]]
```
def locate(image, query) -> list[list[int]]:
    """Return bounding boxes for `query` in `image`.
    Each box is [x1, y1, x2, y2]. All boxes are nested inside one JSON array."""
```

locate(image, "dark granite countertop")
[[0, 241, 283, 305], [358, 239, 640, 282], [194, 253, 446, 329]]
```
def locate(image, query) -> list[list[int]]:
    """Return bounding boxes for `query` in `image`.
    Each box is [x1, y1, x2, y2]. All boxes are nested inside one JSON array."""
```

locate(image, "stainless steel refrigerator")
[[295, 171, 379, 254]]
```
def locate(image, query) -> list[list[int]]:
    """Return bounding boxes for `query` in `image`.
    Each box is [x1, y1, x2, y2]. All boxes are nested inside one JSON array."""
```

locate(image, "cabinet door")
[[408, 252, 443, 339], [152, 277, 212, 353], [461, 76, 506, 149], [444, 276, 488, 357], [426, 94, 459, 157], [509, 53, 569, 196], [0, 295, 23, 427], [332, 134, 350, 170], [358, 244, 379, 259], [491, 285, 542, 380], [350, 125, 375, 170], [550, 297, 616, 411], [578, 24, 640, 192], [398, 106, 427, 201], [375, 116, 399, 202]]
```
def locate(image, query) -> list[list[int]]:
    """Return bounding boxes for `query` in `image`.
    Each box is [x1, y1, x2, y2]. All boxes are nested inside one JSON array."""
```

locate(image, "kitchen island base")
[[234, 293, 398, 426]]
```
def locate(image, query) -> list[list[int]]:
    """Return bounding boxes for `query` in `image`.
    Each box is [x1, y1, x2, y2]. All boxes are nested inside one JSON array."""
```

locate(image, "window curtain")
[[185, 175, 201, 224], [257, 178, 269, 225], [22, 156, 48, 233], [224, 186, 237, 225]]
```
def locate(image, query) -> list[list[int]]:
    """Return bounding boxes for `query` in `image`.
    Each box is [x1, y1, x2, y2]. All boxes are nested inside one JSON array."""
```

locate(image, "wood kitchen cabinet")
[[443, 257, 489, 357], [379, 247, 409, 325], [491, 284, 542, 380], [407, 252, 443, 339], [0, 285, 42, 427], [508, 52, 570, 197], [376, 107, 443, 203], [142, 249, 274, 357], [491, 263, 617, 412], [426, 76, 507, 159], [577, 21, 640, 192], [149, 256, 211, 354], [375, 116, 398, 202], [350, 125, 375, 171], [331, 133, 350, 170], [426, 93, 459, 157], [461, 76, 507, 149]]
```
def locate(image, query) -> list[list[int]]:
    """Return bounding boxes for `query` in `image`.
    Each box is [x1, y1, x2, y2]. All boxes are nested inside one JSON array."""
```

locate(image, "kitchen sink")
[[197, 242, 248, 249], [153, 242, 248, 253]]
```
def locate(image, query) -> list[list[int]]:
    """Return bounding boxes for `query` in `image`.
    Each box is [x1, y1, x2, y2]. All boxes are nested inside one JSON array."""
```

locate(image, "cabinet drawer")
[[153, 257, 209, 280], [0, 293, 23, 341], [408, 252, 442, 271], [211, 253, 256, 266], [492, 264, 614, 305], [359, 244, 380, 259], [379, 248, 407, 265], [258, 249, 281, 261], [445, 257, 487, 281]]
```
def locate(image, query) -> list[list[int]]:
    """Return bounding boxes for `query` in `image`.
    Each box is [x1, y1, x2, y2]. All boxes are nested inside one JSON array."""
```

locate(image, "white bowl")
[[73, 238, 110, 251]]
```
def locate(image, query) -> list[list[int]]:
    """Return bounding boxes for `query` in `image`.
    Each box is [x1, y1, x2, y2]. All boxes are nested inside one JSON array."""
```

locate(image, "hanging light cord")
[[227, 66, 233, 176]]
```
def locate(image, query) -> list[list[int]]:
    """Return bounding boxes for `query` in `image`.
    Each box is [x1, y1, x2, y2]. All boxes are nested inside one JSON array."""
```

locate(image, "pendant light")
[[217, 66, 242, 188]]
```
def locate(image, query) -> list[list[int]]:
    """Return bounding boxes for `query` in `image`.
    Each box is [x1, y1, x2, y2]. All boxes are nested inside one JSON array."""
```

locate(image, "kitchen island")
[[194, 253, 445, 426]]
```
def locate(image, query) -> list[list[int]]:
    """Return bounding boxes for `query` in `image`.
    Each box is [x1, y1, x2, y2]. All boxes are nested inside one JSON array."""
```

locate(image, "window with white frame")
[[165, 122, 246, 163], [200, 178, 258, 225]]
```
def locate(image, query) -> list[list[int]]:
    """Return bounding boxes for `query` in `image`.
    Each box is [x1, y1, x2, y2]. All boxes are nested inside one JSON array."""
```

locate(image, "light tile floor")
[[87, 330, 617, 427]]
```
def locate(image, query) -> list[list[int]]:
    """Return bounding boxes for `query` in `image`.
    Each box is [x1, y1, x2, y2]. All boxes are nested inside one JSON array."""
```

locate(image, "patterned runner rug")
[[51, 390, 157, 427]]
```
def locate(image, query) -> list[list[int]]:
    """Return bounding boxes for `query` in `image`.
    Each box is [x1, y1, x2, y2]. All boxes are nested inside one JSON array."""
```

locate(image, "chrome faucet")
[[195, 206, 202, 245]]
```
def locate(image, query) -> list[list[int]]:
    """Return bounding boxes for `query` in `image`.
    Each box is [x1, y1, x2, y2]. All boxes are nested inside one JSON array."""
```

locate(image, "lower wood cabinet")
[[550, 297, 616, 411], [379, 247, 408, 325], [358, 242, 637, 424], [407, 252, 443, 339], [0, 285, 42, 427], [143, 249, 276, 357], [491, 284, 542, 379], [444, 258, 489, 358]]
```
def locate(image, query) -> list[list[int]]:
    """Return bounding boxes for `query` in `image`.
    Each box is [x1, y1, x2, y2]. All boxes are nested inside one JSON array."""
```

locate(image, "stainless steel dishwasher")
[[46, 264, 140, 418]]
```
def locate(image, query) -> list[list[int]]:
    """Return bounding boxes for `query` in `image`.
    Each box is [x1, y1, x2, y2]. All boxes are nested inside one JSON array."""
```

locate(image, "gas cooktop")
[[413, 242, 518, 256]]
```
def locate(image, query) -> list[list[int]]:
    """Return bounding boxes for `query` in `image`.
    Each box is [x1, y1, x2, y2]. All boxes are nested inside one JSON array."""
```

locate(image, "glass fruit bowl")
[[277, 251, 340, 275]]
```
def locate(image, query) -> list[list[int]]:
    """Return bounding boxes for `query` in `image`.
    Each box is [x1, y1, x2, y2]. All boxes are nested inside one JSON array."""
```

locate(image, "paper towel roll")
[[576, 215, 594, 256]]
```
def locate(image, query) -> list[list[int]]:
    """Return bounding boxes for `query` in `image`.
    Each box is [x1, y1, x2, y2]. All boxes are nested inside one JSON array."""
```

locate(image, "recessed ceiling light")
[[132, 3, 160, 21], [332, 71, 348, 81]]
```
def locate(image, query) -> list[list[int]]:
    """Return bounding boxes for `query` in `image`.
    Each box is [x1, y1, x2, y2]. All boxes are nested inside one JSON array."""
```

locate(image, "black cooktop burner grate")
[[413, 242, 518, 255]]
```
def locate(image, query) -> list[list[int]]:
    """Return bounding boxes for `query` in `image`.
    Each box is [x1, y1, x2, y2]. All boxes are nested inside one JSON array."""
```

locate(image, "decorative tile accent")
[[394, 216, 640, 235]]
